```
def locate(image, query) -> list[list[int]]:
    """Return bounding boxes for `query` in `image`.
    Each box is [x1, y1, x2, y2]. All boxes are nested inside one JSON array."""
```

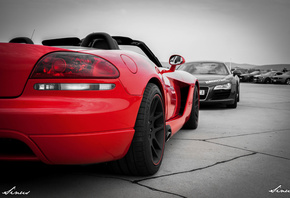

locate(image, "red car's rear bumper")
[[0, 79, 141, 164], [0, 129, 134, 164]]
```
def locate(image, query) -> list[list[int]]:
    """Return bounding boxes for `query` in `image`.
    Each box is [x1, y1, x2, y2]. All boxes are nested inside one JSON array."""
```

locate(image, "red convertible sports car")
[[0, 32, 199, 176]]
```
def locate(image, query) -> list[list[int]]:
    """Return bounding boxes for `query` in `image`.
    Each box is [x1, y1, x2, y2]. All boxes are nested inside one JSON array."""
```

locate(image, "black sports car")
[[178, 61, 240, 108], [239, 71, 260, 82], [231, 68, 247, 78]]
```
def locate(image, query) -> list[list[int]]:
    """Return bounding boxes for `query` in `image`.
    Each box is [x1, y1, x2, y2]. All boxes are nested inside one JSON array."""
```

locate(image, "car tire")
[[183, 85, 199, 129], [264, 78, 271, 84], [227, 87, 238, 108], [237, 84, 240, 102], [109, 83, 165, 176], [286, 78, 290, 85]]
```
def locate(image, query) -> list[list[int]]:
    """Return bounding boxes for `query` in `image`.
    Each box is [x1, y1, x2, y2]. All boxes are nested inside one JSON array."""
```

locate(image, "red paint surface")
[[0, 43, 198, 164]]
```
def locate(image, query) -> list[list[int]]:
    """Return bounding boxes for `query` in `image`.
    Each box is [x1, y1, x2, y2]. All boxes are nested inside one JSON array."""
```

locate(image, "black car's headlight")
[[214, 83, 231, 90]]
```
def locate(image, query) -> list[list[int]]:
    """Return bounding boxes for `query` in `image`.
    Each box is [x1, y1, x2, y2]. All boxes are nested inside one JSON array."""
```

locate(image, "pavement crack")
[[77, 153, 256, 198], [73, 172, 185, 198], [174, 128, 290, 141], [133, 182, 186, 198], [205, 140, 290, 161], [202, 128, 290, 141], [133, 152, 257, 183]]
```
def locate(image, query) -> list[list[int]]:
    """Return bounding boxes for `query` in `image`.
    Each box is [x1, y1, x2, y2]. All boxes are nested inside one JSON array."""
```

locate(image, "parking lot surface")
[[1, 83, 290, 198]]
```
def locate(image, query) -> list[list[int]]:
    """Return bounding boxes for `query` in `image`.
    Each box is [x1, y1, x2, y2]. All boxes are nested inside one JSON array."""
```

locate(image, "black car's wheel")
[[265, 78, 271, 84], [183, 85, 199, 129], [286, 78, 290, 85], [227, 86, 238, 108], [109, 83, 165, 176], [249, 76, 254, 82], [237, 84, 240, 102]]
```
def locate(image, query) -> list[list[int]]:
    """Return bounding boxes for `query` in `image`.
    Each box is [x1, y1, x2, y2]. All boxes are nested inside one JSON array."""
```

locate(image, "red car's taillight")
[[30, 52, 119, 79]]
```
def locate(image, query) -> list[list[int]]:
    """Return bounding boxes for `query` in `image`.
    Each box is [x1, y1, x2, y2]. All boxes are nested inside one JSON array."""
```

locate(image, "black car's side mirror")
[[168, 55, 185, 72]]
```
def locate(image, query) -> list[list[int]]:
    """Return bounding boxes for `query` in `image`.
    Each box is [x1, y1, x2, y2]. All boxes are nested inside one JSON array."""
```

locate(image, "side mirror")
[[168, 55, 185, 72]]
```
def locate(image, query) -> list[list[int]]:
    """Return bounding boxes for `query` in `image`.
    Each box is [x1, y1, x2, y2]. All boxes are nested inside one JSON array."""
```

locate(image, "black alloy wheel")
[[227, 85, 238, 108], [148, 94, 165, 165], [109, 83, 165, 176]]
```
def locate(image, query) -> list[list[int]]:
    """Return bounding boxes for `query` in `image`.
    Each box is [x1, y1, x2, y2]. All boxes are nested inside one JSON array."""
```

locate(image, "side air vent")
[[179, 86, 190, 115]]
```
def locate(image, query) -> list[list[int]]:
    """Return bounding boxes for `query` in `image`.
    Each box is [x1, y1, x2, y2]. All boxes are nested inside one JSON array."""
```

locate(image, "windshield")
[[178, 62, 230, 75]]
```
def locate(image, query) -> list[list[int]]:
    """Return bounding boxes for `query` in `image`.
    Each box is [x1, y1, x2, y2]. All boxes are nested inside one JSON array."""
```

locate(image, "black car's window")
[[264, 71, 275, 76], [178, 62, 229, 75], [248, 71, 260, 75]]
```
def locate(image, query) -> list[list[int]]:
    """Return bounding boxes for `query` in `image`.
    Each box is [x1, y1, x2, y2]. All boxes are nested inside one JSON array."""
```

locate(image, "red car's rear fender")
[[0, 43, 68, 98]]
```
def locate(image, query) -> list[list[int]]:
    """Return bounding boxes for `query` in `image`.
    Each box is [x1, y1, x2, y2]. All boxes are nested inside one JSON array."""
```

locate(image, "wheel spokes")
[[150, 97, 159, 116], [148, 94, 165, 165], [151, 138, 162, 160], [154, 112, 163, 121]]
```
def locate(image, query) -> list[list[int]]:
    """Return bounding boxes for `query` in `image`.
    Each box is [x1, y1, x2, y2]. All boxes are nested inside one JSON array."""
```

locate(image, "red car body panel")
[[0, 43, 69, 97], [0, 39, 198, 165]]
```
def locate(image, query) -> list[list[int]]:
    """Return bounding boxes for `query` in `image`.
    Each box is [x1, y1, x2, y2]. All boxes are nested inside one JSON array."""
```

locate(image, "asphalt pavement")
[[1, 83, 290, 198]]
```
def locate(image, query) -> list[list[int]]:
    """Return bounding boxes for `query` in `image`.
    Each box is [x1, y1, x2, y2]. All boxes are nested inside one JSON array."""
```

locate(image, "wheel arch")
[[147, 77, 166, 104]]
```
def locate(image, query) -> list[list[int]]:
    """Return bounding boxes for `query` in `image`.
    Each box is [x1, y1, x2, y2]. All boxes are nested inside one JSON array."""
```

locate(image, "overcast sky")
[[0, 0, 289, 65]]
